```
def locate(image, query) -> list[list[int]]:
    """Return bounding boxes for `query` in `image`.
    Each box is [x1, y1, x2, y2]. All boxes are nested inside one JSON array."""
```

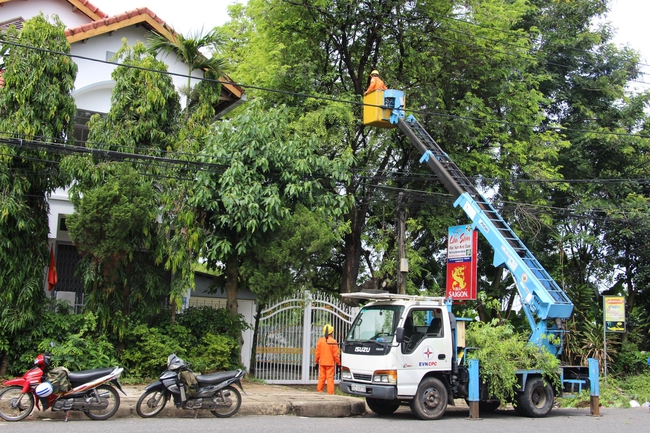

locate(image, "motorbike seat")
[[196, 370, 240, 385], [68, 367, 115, 386]]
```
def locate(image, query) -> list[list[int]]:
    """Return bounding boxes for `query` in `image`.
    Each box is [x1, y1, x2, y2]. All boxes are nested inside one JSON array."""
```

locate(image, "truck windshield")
[[346, 305, 403, 342]]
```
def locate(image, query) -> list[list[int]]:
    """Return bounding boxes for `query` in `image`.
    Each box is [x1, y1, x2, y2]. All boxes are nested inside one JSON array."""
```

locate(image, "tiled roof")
[[62, 6, 245, 102], [69, 0, 109, 20], [65, 7, 174, 43], [0, 17, 24, 32], [0, 1, 245, 108]]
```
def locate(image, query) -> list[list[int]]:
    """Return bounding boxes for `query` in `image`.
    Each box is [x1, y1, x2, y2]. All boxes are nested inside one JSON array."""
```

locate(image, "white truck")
[[338, 90, 598, 420]]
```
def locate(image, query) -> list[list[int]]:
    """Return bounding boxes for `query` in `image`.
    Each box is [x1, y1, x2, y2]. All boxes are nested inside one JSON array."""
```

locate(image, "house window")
[[73, 109, 105, 145]]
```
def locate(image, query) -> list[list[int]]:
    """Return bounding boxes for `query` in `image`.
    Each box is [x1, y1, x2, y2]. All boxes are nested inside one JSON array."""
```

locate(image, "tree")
[[0, 14, 77, 375], [147, 28, 226, 117], [221, 0, 650, 362], [65, 163, 160, 329], [61, 40, 180, 334], [222, 0, 566, 298], [190, 99, 352, 318]]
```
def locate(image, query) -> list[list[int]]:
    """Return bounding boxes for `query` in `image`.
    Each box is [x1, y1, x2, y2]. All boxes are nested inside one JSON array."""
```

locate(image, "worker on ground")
[[315, 323, 340, 394], [364, 70, 387, 95]]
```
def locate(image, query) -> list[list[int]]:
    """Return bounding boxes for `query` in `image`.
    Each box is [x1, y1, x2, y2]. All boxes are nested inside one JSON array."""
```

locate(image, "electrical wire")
[[1, 38, 648, 139]]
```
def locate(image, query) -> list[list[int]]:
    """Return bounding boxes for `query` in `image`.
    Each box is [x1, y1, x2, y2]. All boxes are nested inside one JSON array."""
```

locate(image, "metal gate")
[[254, 290, 358, 384]]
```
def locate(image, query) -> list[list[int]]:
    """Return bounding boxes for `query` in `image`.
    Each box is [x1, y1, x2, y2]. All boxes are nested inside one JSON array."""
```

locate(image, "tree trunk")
[[225, 252, 239, 317], [249, 302, 264, 376], [340, 203, 365, 295], [0, 353, 8, 377]]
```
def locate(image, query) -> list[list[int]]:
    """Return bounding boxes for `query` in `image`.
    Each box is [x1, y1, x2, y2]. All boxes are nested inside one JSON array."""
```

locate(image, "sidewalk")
[[26, 381, 368, 421]]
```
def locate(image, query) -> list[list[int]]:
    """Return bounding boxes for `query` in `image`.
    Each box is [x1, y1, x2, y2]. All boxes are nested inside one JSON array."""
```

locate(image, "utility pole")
[[397, 192, 407, 294]]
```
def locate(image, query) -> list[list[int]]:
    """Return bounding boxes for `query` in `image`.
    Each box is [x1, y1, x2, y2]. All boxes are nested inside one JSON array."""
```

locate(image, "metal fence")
[[254, 290, 359, 384]]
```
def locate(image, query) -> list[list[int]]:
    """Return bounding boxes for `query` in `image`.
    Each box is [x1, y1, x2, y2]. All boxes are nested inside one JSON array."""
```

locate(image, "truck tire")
[[409, 377, 448, 420], [515, 377, 554, 418], [366, 398, 400, 415]]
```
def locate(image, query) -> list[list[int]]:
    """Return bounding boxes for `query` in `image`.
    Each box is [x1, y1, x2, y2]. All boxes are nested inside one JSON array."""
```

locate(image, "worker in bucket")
[[315, 323, 341, 394], [364, 70, 387, 95]]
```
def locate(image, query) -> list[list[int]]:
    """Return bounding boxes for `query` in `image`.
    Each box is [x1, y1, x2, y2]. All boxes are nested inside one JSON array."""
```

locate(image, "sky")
[[99, 0, 648, 88]]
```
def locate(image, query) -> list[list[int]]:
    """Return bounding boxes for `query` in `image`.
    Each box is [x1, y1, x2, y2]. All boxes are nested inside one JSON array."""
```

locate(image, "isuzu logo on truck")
[[354, 347, 370, 353]]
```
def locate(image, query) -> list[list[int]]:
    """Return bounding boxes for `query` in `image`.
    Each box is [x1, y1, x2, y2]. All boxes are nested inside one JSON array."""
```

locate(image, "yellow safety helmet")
[[323, 324, 334, 336], [370, 70, 379, 76]]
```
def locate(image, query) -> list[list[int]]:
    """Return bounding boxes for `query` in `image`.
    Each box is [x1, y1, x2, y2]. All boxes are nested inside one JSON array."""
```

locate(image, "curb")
[[23, 393, 367, 420]]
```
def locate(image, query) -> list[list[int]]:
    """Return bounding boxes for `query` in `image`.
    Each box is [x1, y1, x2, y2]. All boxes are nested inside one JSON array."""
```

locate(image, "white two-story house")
[[1, 0, 255, 368]]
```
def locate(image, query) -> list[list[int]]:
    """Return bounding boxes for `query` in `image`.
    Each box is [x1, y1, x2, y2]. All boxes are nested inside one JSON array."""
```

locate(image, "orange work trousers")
[[317, 365, 336, 394]]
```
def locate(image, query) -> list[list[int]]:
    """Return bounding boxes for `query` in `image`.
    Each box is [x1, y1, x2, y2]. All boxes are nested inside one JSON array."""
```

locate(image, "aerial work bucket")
[[363, 89, 405, 128]]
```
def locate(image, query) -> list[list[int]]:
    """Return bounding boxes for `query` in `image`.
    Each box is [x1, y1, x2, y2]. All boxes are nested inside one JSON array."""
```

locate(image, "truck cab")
[[339, 293, 466, 419]]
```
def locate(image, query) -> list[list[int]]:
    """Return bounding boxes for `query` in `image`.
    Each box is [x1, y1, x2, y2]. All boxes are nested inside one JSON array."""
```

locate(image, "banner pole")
[[603, 298, 607, 378]]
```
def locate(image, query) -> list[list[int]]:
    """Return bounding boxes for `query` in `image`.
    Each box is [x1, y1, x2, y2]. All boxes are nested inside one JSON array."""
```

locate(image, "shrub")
[[188, 333, 238, 373], [34, 312, 118, 371], [120, 324, 188, 379], [610, 343, 648, 376], [177, 306, 249, 343], [465, 319, 560, 404]]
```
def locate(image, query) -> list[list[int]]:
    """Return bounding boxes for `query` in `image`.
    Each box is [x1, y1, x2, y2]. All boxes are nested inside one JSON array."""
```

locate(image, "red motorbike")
[[0, 353, 125, 422]]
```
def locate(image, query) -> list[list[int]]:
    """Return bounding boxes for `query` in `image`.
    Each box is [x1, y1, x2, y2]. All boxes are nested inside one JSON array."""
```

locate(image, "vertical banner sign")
[[604, 296, 626, 332], [446, 225, 477, 301]]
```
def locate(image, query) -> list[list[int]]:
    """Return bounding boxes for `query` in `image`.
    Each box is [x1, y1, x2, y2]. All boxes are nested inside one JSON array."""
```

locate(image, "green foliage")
[[36, 312, 118, 371], [190, 98, 352, 315], [559, 374, 650, 408], [120, 324, 188, 379], [187, 333, 238, 373], [0, 14, 76, 372], [240, 204, 342, 303], [65, 163, 163, 331], [147, 27, 225, 115], [610, 344, 649, 376], [466, 320, 560, 404], [177, 306, 249, 343], [119, 308, 247, 378], [60, 40, 180, 332], [618, 373, 650, 404]]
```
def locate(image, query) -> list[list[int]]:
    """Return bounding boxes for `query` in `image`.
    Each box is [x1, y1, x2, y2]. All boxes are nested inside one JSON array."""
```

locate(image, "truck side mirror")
[[395, 327, 404, 343]]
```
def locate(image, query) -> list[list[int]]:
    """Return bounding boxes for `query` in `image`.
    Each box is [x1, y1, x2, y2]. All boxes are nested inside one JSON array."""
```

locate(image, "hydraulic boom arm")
[[370, 90, 573, 355]]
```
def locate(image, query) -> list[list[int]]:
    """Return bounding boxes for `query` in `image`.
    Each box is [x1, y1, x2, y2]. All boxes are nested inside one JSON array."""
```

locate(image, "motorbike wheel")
[[210, 385, 242, 418], [136, 389, 168, 418], [0, 386, 35, 421], [83, 385, 120, 420]]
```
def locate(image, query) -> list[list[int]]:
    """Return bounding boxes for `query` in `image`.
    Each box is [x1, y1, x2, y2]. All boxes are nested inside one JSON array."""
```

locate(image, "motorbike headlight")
[[167, 354, 186, 370]]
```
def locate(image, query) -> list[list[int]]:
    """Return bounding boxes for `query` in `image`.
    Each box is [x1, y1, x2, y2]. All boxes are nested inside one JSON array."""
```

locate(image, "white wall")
[[1, 0, 90, 29], [238, 300, 256, 371]]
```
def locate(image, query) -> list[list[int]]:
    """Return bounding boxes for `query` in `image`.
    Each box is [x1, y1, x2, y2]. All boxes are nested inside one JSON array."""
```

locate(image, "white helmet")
[[35, 382, 54, 397]]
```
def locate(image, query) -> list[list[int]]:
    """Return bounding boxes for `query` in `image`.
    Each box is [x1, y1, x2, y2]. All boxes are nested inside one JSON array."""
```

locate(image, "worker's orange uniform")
[[364, 75, 387, 95], [315, 334, 340, 394]]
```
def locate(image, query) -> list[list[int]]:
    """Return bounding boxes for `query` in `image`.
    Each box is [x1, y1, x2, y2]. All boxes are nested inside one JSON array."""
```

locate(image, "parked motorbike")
[[0, 353, 125, 422], [136, 354, 245, 418]]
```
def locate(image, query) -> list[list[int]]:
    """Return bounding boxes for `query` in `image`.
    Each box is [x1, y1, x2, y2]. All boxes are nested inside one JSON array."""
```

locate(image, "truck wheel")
[[409, 377, 448, 420], [515, 377, 554, 418], [366, 398, 400, 415]]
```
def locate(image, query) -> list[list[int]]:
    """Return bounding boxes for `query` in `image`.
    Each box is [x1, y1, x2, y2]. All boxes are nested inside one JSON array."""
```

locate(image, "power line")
[[1, 38, 649, 139], [280, 0, 650, 83]]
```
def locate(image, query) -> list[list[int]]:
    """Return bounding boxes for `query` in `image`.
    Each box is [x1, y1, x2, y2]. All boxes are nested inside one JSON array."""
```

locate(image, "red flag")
[[48, 245, 58, 291]]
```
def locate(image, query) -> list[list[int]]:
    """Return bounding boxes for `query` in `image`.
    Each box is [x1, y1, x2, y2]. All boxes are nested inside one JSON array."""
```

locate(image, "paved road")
[[0, 406, 648, 433]]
